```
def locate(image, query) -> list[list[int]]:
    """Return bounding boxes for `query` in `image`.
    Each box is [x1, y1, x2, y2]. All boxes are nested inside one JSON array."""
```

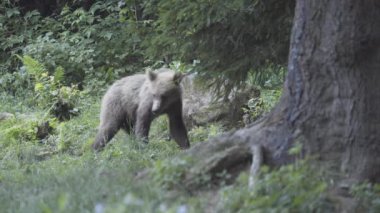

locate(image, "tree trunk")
[[284, 0, 380, 182], [184, 0, 380, 186]]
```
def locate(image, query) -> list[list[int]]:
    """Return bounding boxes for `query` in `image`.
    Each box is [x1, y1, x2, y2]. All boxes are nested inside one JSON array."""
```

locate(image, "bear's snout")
[[152, 108, 159, 115], [152, 99, 161, 114]]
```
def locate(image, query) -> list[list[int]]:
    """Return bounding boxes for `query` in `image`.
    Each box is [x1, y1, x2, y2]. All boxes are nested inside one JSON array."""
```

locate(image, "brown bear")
[[92, 68, 190, 150]]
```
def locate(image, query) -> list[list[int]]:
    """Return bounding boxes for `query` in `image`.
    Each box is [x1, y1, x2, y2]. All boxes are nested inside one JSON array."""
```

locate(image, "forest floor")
[[0, 93, 230, 213], [1, 92, 378, 213]]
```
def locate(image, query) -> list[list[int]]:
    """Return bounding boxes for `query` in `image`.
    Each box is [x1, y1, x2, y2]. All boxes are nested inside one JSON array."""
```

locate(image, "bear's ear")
[[173, 72, 185, 85], [147, 70, 157, 81]]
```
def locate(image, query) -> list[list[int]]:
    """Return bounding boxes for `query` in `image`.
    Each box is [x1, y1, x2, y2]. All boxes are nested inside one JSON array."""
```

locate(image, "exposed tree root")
[[181, 132, 252, 189], [249, 144, 263, 188], [181, 110, 296, 188]]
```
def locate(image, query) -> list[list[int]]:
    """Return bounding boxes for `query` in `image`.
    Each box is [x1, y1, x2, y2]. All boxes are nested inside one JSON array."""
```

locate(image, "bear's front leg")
[[168, 101, 190, 149], [135, 104, 153, 143]]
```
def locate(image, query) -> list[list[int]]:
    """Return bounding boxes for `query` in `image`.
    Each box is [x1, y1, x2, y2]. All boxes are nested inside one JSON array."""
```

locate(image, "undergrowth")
[[1, 93, 379, 212], [0, 94, 187, 213], [217, 160, 333, 212]]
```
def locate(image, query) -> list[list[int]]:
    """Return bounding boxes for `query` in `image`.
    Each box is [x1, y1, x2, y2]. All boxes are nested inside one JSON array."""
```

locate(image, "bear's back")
[[101, 74, 147, 121], [115, 73, 147, 102], [114, 74, 146, 92]]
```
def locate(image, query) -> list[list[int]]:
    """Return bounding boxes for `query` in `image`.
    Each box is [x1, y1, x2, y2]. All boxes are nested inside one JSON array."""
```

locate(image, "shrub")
[[248, 63, 287, 89], [243, 88, 282, 122], [188, 124, 223, 143], [0, 3, 42, 94], [18, 55, 82, 120], [0, 1, 147, 93], [351, 183, 380, 212], [153, 156, 193, 190], [0, 116, 57, 148], [218, 159, 334, 212], [22, 35, 97, 86]]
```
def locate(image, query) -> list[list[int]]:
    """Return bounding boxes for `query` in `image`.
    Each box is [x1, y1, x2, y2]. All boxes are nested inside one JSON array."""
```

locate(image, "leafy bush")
[[18, 55, 81, 120], [0, 116, 57, 149], [249, 63, 287, 89], [1, 0, 294, 96], [243, 89, 282, 122], [1, 1, 148, 93], [21, 2, 146, 88], [188, 124, 223, 143], [22, 35, 97, 86], [0, 118, 38, 145], [145, 0, 294, 90], [153, 156, 193, 190], [218, 159, 334, 212], [0, 2, 42, 94], [351, 183, 380, 212], [0, 71, 32, 96]]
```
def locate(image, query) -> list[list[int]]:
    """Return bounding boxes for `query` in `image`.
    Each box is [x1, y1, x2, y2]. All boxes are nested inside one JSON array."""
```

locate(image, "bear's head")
[[147, 69, 185, 114]]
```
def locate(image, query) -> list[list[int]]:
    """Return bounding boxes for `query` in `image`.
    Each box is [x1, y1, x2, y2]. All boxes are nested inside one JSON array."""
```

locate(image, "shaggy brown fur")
[[92, 68, 190, 150]]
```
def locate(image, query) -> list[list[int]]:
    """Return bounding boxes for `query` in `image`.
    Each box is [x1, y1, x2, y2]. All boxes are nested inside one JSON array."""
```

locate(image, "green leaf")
[[57, 193, 69, 211], [17, 55, 46, 76], [288, 141, 303, 155], [6, 8, 20, 18], [34, 83, 44, 91], [104, 32, 113, 40], [54, 66, 65, 83]]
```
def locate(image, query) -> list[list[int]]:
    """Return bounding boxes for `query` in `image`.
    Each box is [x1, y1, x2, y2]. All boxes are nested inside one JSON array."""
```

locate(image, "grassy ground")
[[0, 93, 221, 213], [1, 92, 378, 213]]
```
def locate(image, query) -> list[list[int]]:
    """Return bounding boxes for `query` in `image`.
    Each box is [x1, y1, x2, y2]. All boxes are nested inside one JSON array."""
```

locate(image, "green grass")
[[0, 92, 331, 213], [2, 92, 378, 213], [0, 94, 206, 213]]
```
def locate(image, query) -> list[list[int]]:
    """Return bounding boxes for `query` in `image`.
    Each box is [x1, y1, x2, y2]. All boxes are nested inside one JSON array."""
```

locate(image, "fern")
[[16, 55, 46, 77], [17, 55, 82, 121], [54, 66, 65, 83]]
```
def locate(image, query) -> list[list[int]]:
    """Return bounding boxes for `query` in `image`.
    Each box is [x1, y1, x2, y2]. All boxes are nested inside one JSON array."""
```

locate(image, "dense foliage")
[[17, 55, 82, 120], [1, 0, 293, 95], [1, 0, 147, 93], [146, 0, 294, 88]]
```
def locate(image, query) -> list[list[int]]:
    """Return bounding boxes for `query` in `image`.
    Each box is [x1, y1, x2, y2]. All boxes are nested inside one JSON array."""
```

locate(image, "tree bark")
[[285, 0, 380, 182], [185, 0, 380, 186]]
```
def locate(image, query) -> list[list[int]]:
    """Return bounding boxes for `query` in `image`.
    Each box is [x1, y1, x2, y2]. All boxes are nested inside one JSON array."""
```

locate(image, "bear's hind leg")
[[121, 118, 133, 134], [92, 121, 120, 151]]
